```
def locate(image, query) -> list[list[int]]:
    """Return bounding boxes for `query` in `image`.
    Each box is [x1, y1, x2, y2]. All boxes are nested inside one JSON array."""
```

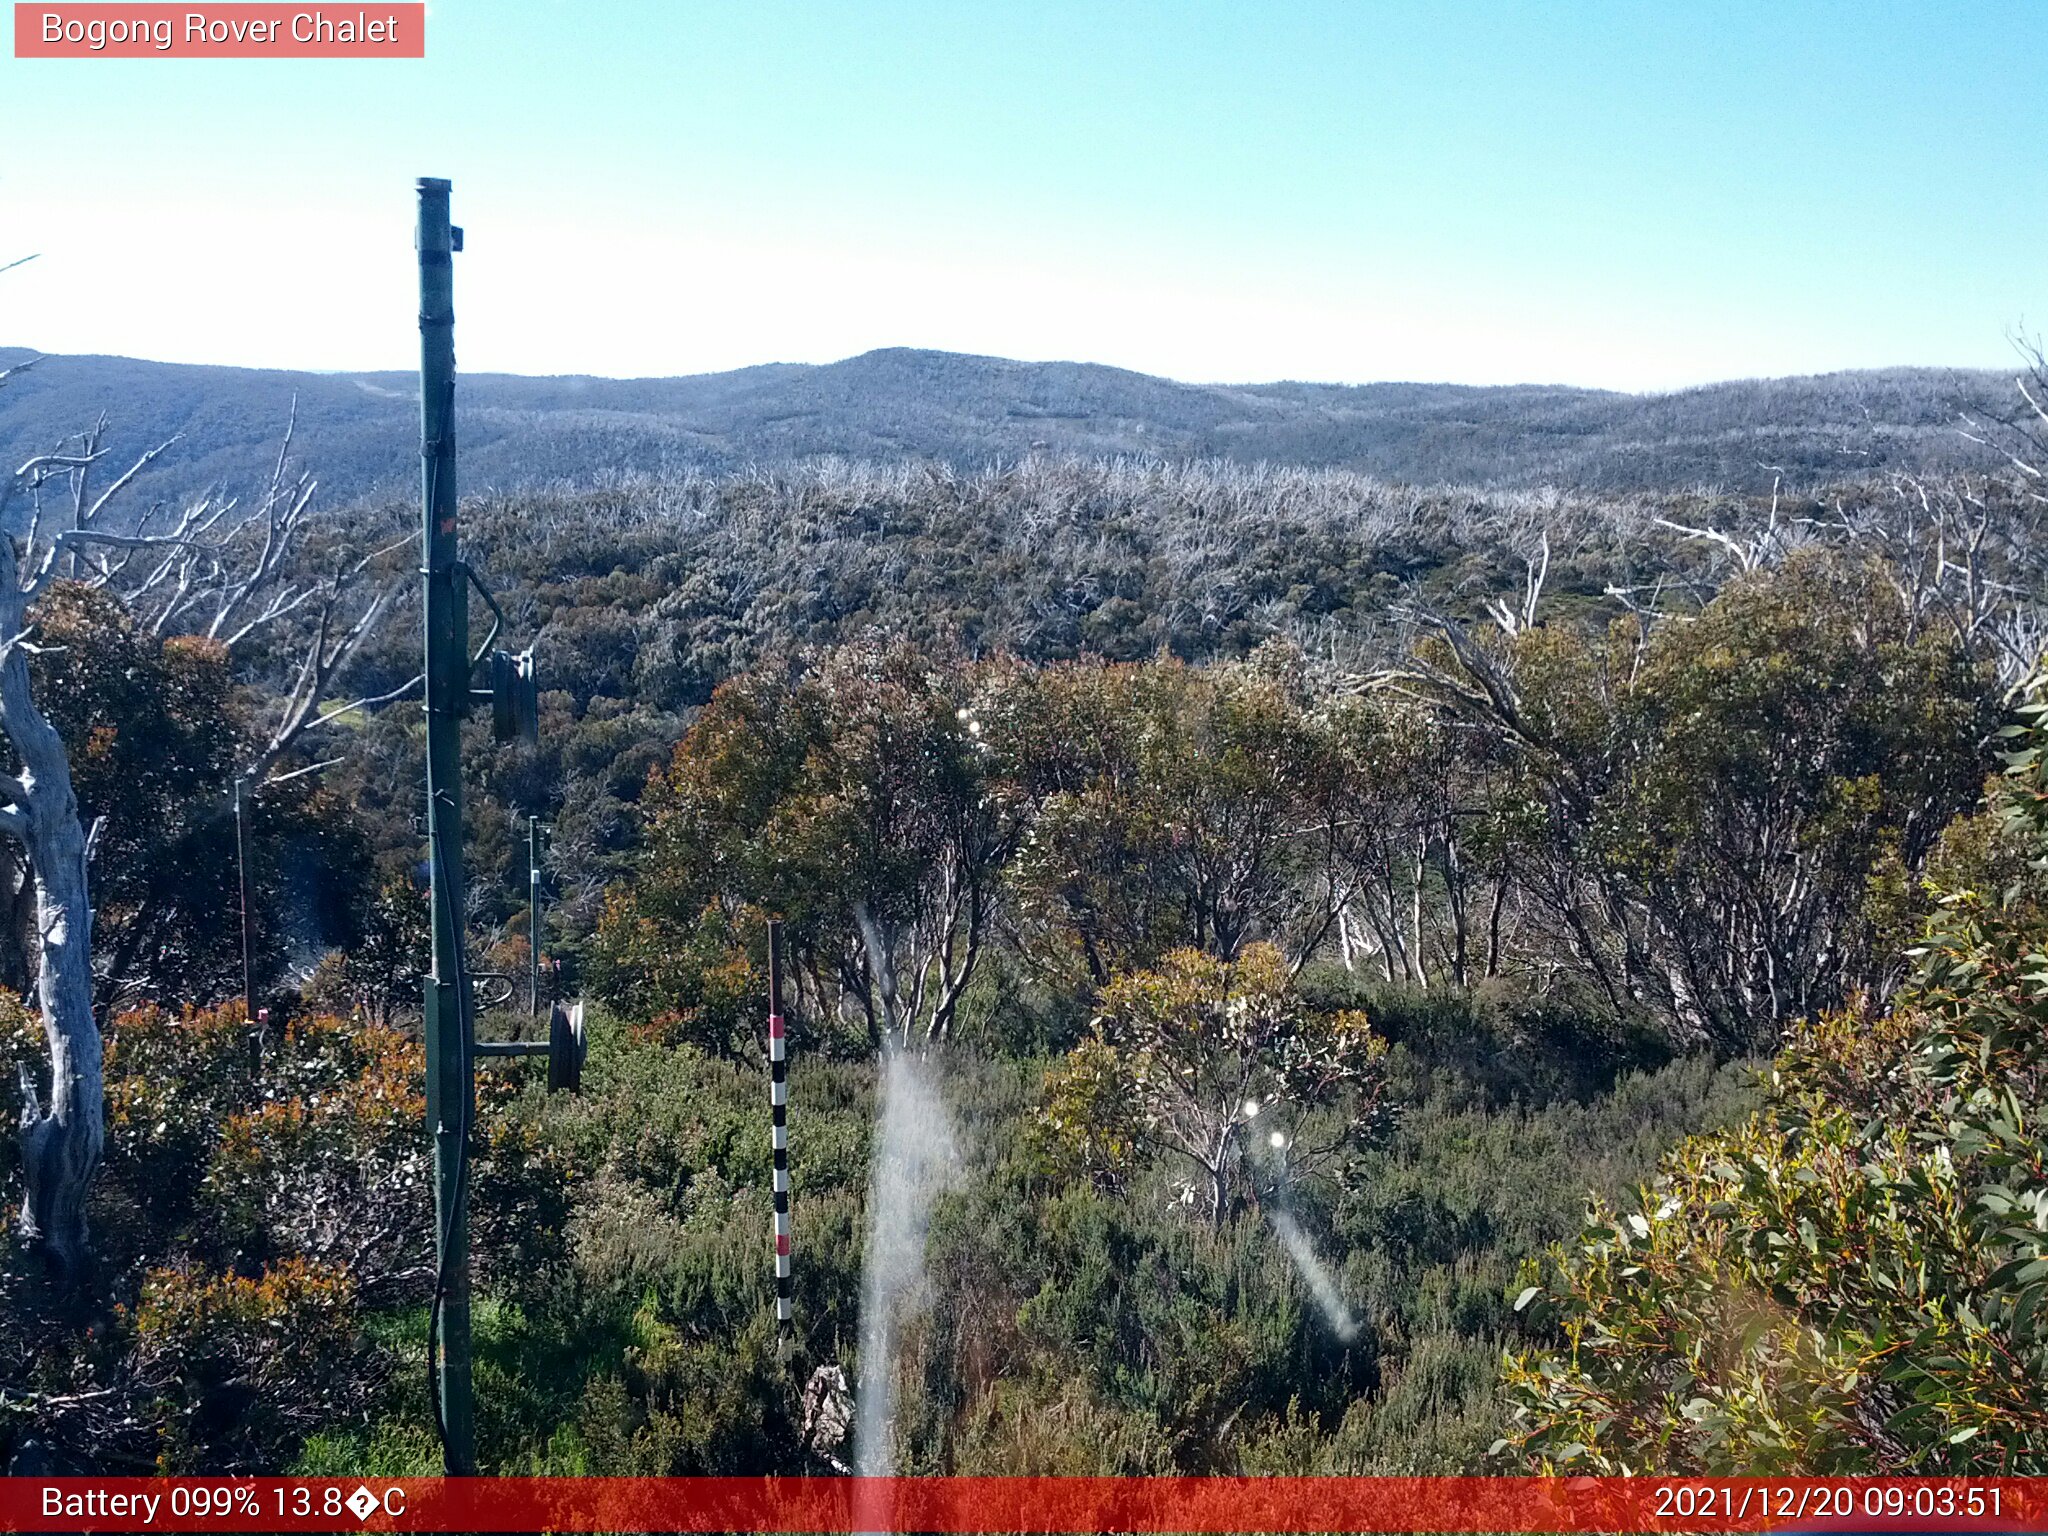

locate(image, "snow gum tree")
[[2, 361, 403, 1273]]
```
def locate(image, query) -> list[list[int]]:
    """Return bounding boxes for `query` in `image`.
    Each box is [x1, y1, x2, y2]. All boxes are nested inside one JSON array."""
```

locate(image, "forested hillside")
[[0, 345, 2014, 509], [5, 365, 2048, 1475], [13, 0, 2048, 1486]]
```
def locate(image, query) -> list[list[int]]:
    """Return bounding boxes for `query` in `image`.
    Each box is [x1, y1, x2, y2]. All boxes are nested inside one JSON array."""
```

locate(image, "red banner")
[[13, 4, 424, 58], [2, 1477, 2044, 1533]]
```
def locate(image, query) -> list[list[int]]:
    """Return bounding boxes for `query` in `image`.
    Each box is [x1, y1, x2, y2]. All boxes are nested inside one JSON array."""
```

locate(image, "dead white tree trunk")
[[0, 368, 406, 1266], [0, 443, 101, 1273], [8, 713, 97, 1273]]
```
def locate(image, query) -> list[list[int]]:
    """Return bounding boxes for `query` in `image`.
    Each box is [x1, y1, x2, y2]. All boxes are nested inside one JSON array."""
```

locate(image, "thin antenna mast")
[[234, 775, 256, 1021], [528, 815, 544, 1018]]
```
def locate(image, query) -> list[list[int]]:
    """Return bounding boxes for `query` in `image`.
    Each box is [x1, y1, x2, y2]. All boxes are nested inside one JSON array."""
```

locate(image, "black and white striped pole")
[[767, 919, 793, 1353]]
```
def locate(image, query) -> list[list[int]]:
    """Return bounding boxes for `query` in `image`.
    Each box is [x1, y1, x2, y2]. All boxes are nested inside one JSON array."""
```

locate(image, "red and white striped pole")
[[767, 919, 793, 1349]]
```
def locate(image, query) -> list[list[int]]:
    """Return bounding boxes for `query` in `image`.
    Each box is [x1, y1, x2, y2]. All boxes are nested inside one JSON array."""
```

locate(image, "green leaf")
[[2012, 1282, 2044, 1340]]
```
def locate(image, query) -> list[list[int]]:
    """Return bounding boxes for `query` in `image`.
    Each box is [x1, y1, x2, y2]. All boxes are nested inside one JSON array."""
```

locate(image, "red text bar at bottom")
[[7, 1475, 2047, 1534]]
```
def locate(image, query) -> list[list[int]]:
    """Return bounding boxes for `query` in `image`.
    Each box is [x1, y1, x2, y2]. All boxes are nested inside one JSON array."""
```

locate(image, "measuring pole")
[[767, 919, 792, 1353], [417, 176, 475, 1477], [528, 816, 543, 1019]]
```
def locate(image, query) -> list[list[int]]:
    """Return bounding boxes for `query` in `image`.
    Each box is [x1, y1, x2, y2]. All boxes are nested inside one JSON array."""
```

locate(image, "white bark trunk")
[[1, 573, 102, 1274]]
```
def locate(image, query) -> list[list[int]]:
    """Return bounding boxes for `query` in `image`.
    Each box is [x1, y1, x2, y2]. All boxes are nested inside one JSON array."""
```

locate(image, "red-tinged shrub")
[[132, 1257, 363, 1472]]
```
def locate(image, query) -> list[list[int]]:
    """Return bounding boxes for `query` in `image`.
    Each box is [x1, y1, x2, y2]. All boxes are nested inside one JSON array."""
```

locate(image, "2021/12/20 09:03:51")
[[1656, 1479, 2008, 1524]]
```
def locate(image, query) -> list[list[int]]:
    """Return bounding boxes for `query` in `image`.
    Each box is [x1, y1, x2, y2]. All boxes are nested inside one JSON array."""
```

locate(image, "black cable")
[[420, 412, 474, 1471], [425, 799, 474, 1472]]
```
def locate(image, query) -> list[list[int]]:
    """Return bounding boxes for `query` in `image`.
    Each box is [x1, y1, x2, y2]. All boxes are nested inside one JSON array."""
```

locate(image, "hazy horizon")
[[5, 2, 2043, 392], [0, 336, 2023, 401]]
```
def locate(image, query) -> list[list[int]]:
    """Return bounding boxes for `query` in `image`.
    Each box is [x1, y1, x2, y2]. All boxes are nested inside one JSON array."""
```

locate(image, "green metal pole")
[[529, 816, 542, 1020], [417, 176, 475, 1477]]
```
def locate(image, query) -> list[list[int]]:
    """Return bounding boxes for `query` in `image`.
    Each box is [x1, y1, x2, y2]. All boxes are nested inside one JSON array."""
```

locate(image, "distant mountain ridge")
[[0, 344, 2012, 508]]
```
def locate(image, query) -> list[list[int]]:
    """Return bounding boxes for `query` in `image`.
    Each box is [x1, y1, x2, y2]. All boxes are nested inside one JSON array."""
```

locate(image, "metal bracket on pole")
[[474, 1001, 585, 1090]]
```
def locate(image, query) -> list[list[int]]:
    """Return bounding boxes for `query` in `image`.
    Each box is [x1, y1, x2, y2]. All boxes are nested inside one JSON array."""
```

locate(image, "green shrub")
[[1499, 673, 2048, 1471]]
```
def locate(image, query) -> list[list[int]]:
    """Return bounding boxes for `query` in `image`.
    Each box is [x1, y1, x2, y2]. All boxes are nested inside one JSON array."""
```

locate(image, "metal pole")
[[767, 919, 792, 1353], [233, 776, 256, 1020], [417, 175, 475, 1477], [528, 815, 542, 1019]]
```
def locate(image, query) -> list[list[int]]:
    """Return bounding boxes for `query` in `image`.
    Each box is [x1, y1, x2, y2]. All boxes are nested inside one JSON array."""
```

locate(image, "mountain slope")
[[0, 345, 2010, 509]]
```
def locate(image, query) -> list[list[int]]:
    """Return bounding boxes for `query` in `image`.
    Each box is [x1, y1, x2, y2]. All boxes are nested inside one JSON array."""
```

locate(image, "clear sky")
[[2, 1, 2043, 390]]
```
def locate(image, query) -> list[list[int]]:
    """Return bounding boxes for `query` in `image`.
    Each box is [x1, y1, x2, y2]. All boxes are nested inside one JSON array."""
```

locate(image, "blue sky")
[[3, 0, 2043, 389]]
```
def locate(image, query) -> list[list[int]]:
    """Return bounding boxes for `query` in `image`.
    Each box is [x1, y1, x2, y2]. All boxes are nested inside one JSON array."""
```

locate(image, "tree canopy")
[[1499, 667, 2048, 1470]]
